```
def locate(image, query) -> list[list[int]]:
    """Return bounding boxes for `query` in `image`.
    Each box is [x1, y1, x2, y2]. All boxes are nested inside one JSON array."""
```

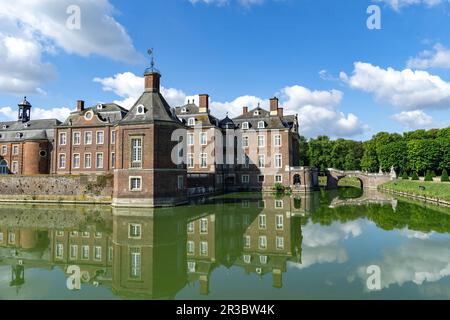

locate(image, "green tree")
[[298, 135, 309, 166], [378, 140, 408, 172], [361, 140, 379, 172], [441, 169, 449, 182], [425, 171, 433, 182], [308, 136, 333, 172], [411, 171, 419, 180]]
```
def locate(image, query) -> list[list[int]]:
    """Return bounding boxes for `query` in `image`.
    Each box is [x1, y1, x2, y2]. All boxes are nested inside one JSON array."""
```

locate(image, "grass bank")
[[381, 180, 450, 203], [318, 176, 362, 188]]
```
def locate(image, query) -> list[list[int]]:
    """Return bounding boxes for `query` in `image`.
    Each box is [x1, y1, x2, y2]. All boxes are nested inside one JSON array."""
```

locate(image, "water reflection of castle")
[[0, 194, 320, 298]]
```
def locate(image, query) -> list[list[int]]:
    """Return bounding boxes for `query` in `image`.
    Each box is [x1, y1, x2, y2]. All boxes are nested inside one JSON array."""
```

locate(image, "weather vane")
[[145, 48, 158, 73]]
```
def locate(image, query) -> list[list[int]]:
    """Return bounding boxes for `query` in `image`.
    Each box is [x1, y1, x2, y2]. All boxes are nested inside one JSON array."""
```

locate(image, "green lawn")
[[381, 180, 450, 202], [318, 176, 362, 188]]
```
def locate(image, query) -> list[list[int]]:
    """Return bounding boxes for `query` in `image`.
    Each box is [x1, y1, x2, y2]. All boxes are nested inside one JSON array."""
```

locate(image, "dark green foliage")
[[401, 172, 409, 180], [424, 171, 433, 182], [411, 171, 419, 180], [441, 169, 449, 182]]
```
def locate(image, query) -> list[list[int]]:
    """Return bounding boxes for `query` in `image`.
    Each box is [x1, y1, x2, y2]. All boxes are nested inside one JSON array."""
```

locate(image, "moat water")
[[0, 188, 449, 300]]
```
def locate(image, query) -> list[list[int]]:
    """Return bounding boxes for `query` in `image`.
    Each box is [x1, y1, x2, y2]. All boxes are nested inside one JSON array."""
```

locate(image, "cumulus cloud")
[[391, 110, 434, 129], [93, 72, 187, 109], [340, 62, 450, 110], [0, 0, 141, 95], [0, 105, 72, 121], [373, 0, 444, 11], [408, 43, 450, 69]]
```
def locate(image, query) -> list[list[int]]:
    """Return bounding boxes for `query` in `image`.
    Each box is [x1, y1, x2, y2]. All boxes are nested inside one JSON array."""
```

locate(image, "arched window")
[[0, 160, 8, 174]]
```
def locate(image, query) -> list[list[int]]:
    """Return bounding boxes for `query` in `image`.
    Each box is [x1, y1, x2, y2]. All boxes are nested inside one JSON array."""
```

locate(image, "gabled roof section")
[[175, 102, 219, 127], [60, 103, 127, 127]]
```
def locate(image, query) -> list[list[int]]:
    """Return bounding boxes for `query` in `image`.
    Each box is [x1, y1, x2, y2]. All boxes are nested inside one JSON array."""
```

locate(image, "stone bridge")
[[329, 190, 398, 211], [326, 168, 394, 190]]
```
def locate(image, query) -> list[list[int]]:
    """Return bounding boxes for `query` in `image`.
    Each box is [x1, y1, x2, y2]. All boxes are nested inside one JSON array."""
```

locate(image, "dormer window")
[[254, 110, 260, 116], [24, 123, 29, 128], [242, 122, 249, 130], [181, 107, 187, 113], [97, 104, 103, 110], [84, 111, 94, 121], [16, 133, 24, 139], [257, 121, 265, 129], [2, 125, 7, 130], [136, 105, 145, 115], [188, 118, 195, 126]]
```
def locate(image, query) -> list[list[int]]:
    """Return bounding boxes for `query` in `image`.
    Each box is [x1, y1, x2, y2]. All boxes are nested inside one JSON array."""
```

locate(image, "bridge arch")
[[325, 169, 392, 190]]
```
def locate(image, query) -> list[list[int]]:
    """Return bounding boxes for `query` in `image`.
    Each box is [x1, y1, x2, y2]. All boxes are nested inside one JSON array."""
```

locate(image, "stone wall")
[[0, 174, 113, 204]]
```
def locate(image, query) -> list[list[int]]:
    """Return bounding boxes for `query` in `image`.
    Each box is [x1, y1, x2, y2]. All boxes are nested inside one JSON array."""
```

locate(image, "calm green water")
[[0, 188, 450, 300]]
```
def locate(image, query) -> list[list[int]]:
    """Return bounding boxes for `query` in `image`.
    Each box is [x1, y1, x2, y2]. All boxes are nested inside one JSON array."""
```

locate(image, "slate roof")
[[175, 103, 219, 127], [120, 91, 182, 125], [60, 103, 127, 127], [219, 116, 235, 129], [0, 119, 60, 142], [232, 107, 297, 130]]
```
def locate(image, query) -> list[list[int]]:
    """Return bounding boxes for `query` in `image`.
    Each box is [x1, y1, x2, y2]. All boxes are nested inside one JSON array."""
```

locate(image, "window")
[[187, 154, 194, 168], [59, 154, 66, 169], [96, 131, 104, 145], [178, 176, 184, 190], [200, 218, 208, 234], [187, 133, 194, 146], [131, 138, 142, 168], [187, 241, 195, 255], [8, 233, 15, 244], [243, 214, 250, 226], [39, 150, 47, 157], [258, 200, 266, 208], [187, 222, 194, 233], [130, 177, 142, 192], [275, 200, 284, 209], [82, 231, 90, 238], [12, 145, 19, 155], [244, 235, 251, 248], [130, 247, 141, 279], [257, 135, 265, 147], [258, 121, 265, 129], [96, 153, 104, 169], [1, 145, 6, 156], [242, 175, 250, 184], [200, 132, 207, 145], [94, 246, 102, 261], [85, 111, 94, 120], [258, 175, 265, 183], [274, 135, 282, 147], [242, 122, 249, 130], [242, 136, 249, 148], [111, 152, 116, 168], [73, 154, 80, 169], [56, 230, 64, 237], [136, 105, 145, 115], [56, 244, 64, 259], [259, 215, 267, 229], [276, 237, 285, 250], [0, 232, 3, 243], [200, 242, 208, 256], [0, 160, 7, 174], [275, 175, 283, 183], [188, 261, 196, 273], [258, 155, 265, 168], [243, 255, 251, 264], [70, 245, 78, 260], [70, 231, 78, 237], [254, 110, 260, 116], [200, 153, 207, 168], [276, 215, 284, 230], [11, 161, 18, 174], [16, 133, 23, 139], [84, 153, 92, 169], [181, 107, 187, 113], [59, 132, 67, 145], [259, 236, 267, 250], [84, 131, 92, 145], [188, 118, 195, 126], [260, 256, 268, 264], [111, 131, 116, 144], [275, 154, 282, 168], [129, 224, 142, 239], [73, 132, 81, 145], [243, 155, 250, 169], [95, 232, 102, 238]]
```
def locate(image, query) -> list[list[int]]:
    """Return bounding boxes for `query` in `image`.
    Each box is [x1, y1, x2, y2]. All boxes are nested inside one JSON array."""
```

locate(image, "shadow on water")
[[0, 190, 449, 299]]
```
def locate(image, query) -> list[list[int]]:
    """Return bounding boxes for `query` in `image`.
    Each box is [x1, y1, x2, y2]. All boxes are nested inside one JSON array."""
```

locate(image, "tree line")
[[298, 126, 450, 176]]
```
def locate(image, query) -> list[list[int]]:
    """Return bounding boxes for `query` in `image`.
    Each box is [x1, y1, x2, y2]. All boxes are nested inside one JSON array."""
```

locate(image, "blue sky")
[[0, 0, 449, 140]]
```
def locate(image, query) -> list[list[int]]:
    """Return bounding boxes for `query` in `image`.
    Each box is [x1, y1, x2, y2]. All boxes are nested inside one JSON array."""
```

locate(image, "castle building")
[[0, 62, 318, 207]]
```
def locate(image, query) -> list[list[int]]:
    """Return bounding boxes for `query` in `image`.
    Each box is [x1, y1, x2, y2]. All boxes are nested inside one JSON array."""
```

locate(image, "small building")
[[0, 97, 60, 175]]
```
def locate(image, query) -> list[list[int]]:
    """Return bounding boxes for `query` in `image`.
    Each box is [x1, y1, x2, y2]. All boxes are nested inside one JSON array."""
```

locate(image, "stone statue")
[[390, 166, 397, 180]]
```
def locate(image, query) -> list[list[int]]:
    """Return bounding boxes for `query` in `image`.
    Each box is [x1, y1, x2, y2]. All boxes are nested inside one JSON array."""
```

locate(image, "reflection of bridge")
[[329, 190, 398, 211], [326, 169, 394, 190]]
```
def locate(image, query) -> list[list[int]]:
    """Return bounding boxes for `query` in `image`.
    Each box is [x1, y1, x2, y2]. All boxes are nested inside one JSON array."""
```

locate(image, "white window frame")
[[187, 241, 195, 255], [1, 145, 6, 156], [131, 137, 143, 168], [187, 133, 194, 146], [81, 245, 90, 260], [56, 243, 64, 259], [111, 130, 116, 144], [244, 235, 251, 248], [243, 255, 251, 264], [73, 132, 81, 145], [111, 152, 116, 168], [129, 223, 142, 239], [129, 176, 142, 192], [12, 145, 19, 155], [259, 214, 267, 229], [11, 161, 18, 174], [257, 135, 265, 147], [275, 175, 283, 183], [59, 132, 67, 146], [188, 118, 196, 126], [242, 136, 249, 148], [276, 215, 284, 230], [96, 152, 104, 169], [59, 153, 66, 169], [187, 154, 194, 168], [275, 200, 284, 209], [200, 132, 207, 146], [242, 122, 249, 130], [200, 153, 207, 168], [94, 246, 102, 261], [70, 245, 78, 260], [72, 153, 81, 169], [275, 154, 282, 168], [276, 236, 285, 250], [84, 153, 92, 169], [200, 241, 208, 256], [242, 174, 250, 184], [259, 236, 267, 250], [257, 121, 265, 129], [84, 131, 93, 145], [96, 131, 104, 145], [200, 218, 208, 234], [258, 155, 265, 168], [274, 134, 282, 147]]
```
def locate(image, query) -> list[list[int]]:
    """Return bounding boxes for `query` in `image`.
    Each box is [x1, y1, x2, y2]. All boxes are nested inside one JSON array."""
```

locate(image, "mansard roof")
[[0, 119, 60, 142], [232, 107, 297, 130], [120, 91, 182, 125], [60, 103, 127, 127], [175, 103, 219, 127]]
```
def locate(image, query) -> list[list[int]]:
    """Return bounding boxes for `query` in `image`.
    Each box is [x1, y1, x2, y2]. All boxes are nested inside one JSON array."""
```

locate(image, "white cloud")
[[391, 110, 434, 129], [408, 44, 450, 69], [373, 0, 444, 11], [341, 62, 450, 110], [0, 0, 141, 95], [0, 105, 72, 121]]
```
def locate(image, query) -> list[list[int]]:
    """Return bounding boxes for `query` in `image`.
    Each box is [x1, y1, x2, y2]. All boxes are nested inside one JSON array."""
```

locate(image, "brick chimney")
[[144, 71, 161, 93], [278, 108, 284, 118], [199, 94, 209, 113], [270, 97, 279, 116], [77, 100, 85, 112], [242, 106, 248, 115]]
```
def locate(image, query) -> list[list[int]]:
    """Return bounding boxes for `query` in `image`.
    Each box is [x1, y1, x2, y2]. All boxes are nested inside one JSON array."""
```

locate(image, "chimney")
[[242, 106, 248, 115], [77, 100, 85, 112], [144, 71, 161, 93], [199, 94, 209, 113], [270, 97, 279, 116], [278, 108, 284, 118]]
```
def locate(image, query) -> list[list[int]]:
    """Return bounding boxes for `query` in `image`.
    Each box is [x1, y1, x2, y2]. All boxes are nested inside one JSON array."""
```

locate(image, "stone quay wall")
[[0, 175, 114, 204]]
